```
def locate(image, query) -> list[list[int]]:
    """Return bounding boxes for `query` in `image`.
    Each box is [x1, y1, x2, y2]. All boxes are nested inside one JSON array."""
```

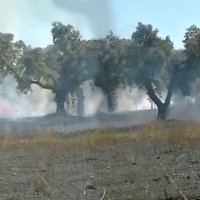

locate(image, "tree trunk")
[[107, 90, 116, 113], [54, 89, 66, 115], [71, 93, 75, 115], [157, 103, 168, 120], [66, 92, 70, 114], [145, 63, 182, 120], [56, 98, 66, 115], [76, 88, 85, 116]]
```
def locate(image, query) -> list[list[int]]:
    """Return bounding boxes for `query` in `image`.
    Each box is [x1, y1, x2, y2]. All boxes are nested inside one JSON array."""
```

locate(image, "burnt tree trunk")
[[157, 104, 168, 120], [107, 90, 117, 113], [66, 92, 70, 114], [76, 87, 85, 116], [71, 93, 76, 115], [112, 90, 117, 111], [54, 89, 66, 115]]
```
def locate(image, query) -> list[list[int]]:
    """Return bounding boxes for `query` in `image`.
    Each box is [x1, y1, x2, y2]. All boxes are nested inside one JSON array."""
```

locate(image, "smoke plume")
[[52, 0, 114, 38], [0, 0, 178, 118], [0, 75, 55, 118]]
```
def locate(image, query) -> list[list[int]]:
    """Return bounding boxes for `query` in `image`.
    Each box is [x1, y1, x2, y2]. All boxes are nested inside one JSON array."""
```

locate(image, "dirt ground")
[[1, 122, 200, 200]]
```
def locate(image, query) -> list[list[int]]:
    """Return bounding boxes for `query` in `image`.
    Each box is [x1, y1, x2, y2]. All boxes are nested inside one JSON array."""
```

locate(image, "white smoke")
[[61, 80, 155, 117], [82, 82, 155, 116], [0, 0, 93, 47], [0, 75, 55, 118], [0, 0, 176, 118], [0, 0, 94, 118]]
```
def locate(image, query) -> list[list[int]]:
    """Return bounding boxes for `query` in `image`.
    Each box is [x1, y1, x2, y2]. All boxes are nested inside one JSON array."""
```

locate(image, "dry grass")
[[1, 120, 200, 150], [1, 121, 200, 199]]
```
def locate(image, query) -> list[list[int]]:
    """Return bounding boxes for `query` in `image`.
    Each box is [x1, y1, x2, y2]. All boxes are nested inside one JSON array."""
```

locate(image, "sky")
[[0, 0, 200, 49], [113, 0, 200, 49]]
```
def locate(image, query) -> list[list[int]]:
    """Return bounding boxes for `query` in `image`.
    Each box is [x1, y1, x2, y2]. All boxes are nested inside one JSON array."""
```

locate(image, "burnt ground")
[[0, 105, 200, 199], [0, 103, 200, 134], [0, 122, 200, 200]]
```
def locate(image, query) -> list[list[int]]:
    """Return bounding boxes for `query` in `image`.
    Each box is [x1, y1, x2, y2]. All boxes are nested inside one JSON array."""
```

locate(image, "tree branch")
[[164, 61, 184, 106], [30, 80, 53, 90], [8, 65, 54, 91], [164, 73, 176, 107]]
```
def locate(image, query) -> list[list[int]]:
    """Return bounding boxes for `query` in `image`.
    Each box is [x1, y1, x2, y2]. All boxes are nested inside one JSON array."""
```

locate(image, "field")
[[1, 120, 200, 200]]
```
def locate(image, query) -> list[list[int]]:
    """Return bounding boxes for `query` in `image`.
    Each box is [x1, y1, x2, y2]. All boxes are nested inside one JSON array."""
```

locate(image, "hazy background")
[[0, 0, 199, 118]]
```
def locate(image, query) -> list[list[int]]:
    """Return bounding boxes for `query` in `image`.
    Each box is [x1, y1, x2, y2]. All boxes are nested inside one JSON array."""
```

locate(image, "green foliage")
[[131, 22, 159, 47], [15, 22, 88, 97], [0, 33, 24, 79], [51, 22, 88, 94], [183, 25, 200, 65], [15, 45, 58, 94], [51, 21, 81, 63], [180, 25, 200, 95], [124, 22, 174, 97], [94, 31, 127, 94]]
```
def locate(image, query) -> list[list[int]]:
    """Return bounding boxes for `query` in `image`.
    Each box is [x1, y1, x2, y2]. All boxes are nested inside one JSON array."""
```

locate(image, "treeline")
[[0, 22, 200, 120]]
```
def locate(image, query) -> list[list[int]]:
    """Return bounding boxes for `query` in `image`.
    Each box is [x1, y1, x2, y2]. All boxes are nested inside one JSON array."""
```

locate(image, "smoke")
[[0, 0, 95, 118], [0, 0, 114, 118], [0, 75, 55, 118], [0, 0, 189, 119], [0, 0, 94, 46], [52, 0, 114, 38], [82, 82, 155, 116], [60, 79, 155, 117]]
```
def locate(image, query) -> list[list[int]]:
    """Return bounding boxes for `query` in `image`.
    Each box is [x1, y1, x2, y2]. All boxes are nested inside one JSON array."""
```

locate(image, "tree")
[[92, 32, 127, 112], [183, 25, 200, 65], [181, 25, 200, 96], [51, 22, 89, 115], [0, 33, 26, 81], [0, 32, 56, 95], [75, 86, 84, 116], [124, 22, 183, 120], [0, 23, 96, 116], [167, 49, 193, 97], [14, 44, 63, 113]]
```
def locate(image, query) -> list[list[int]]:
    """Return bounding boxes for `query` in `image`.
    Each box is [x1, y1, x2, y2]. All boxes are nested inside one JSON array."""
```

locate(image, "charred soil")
[[0, 121, 200, 199]]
